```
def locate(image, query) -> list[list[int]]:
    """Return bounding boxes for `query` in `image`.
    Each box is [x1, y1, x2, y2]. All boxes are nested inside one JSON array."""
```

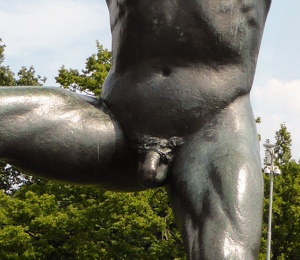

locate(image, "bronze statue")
[[0, 1, 272, 259]]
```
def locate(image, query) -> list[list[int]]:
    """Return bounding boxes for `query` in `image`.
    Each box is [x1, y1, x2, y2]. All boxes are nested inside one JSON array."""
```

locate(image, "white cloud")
[[252, 79, 300, 160]]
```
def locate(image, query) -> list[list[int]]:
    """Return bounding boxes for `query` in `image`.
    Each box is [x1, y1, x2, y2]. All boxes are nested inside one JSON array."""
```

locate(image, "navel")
[[162, 66, 172, 77]]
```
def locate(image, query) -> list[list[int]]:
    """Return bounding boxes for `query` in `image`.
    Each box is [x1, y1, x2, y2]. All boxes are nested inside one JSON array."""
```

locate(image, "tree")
[[275, 123, 292, 165], [0, 182, 185, 259], [16, 66, 46, 86], [0, 39, 15, 86], [56, 41, 111, 96], [0, 39, 4, 63], [259, 124, 300, 259]]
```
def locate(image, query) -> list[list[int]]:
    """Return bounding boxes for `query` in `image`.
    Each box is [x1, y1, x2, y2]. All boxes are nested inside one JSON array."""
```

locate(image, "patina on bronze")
[[0, 1, 272, 259]]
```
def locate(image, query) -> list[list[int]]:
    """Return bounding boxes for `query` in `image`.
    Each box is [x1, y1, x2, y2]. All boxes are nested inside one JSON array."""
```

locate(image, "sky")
[[0, 0, 300, 161]]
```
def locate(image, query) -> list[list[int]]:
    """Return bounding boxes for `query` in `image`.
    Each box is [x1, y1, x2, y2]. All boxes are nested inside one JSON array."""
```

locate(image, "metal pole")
[[266, 168, 274, 260], [264, 141, 281, 260]]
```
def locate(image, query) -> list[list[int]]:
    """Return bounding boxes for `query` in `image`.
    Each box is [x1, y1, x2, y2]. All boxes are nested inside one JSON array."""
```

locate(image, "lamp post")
[[263, 140, 281, 260]]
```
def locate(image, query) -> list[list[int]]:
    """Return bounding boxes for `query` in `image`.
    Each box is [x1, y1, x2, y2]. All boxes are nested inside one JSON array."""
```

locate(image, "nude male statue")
[[0, 0, 272, 259]]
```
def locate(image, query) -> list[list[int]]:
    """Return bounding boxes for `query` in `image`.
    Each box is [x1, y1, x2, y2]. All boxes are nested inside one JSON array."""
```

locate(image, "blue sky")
[[1, 0, 300, 161], [252, 1, 300, 160]]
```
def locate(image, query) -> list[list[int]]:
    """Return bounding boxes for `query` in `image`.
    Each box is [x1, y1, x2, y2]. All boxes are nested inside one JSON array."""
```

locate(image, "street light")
[[263, 140, 281, 260]]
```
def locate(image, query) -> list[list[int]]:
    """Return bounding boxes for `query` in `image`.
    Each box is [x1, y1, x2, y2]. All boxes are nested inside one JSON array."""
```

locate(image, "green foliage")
[[56, 41, 111, 96], [16, 66, 46, 86], [259, 124, 300, 259], [255, 117, 261, 124], [0, 183, 185, 259], [0, 39, 4, 64], [256, 117, 262, 141], [275, 123, 292, 165], [0, 38, 16, 86], [0, 64, 15, 87], [272, 161, 300, 259]]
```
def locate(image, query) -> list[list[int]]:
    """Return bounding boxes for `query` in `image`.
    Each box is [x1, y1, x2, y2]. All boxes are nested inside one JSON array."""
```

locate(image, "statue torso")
[[103, 0, 270, 139]]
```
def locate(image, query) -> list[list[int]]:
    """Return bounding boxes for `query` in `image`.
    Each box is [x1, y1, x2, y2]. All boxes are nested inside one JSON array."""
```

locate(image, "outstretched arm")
[[0, 87, 141, 191]]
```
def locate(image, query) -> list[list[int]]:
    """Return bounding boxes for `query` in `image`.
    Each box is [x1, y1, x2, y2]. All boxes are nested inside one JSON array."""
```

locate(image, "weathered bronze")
[[0, 1, 272, 259]]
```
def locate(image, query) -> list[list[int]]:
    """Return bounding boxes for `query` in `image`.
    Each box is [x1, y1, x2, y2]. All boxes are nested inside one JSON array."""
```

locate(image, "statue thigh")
[[0, 87, 142, 191], [168, 122, 263, 260]]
